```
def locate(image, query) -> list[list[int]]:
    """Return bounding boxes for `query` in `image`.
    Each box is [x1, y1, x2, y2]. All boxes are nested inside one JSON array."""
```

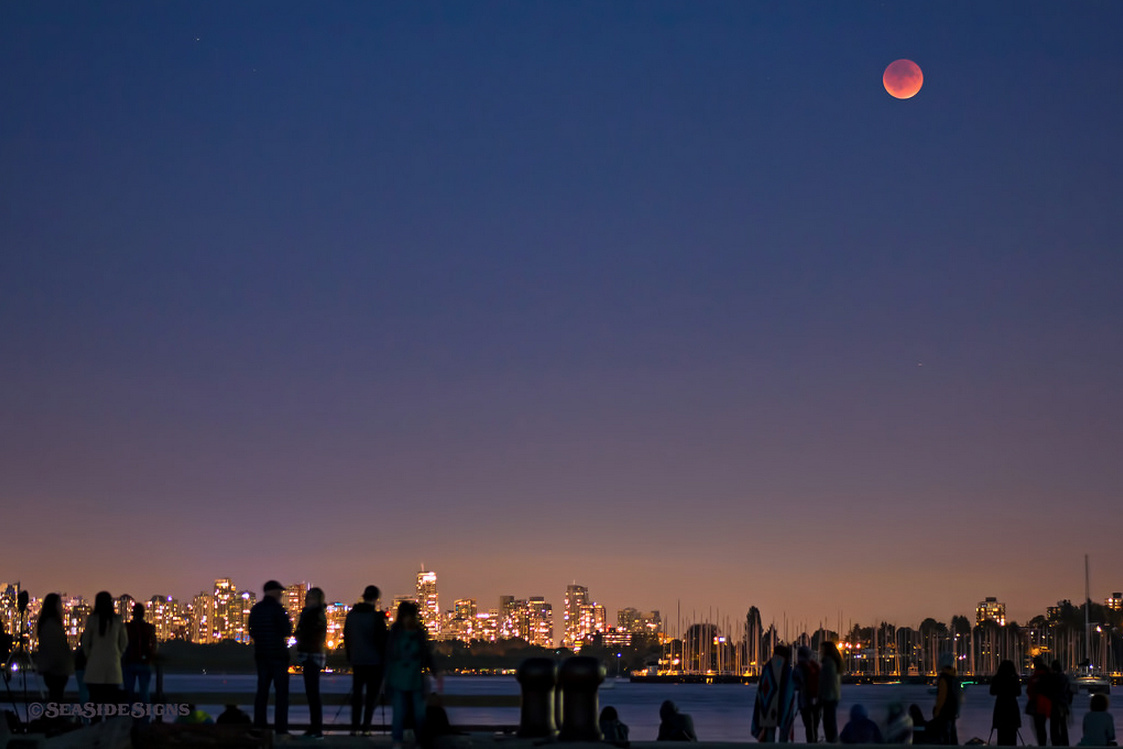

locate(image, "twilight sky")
[[2, 2, 1122, 634]]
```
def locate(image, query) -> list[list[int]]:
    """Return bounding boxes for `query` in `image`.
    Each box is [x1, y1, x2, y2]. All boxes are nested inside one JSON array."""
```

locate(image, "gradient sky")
[[2, 2, 1122, 635]]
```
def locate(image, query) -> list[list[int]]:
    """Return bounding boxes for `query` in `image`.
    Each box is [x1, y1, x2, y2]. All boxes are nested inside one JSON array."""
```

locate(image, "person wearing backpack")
[[793, 645, 822, 743]]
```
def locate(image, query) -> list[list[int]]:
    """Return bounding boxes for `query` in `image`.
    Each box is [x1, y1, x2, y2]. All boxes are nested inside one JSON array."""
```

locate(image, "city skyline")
[[7, 566, 1123, 642], [2, 3, 1122, 629]]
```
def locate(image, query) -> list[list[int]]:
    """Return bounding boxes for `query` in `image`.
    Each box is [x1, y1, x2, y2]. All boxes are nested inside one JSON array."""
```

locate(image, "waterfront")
[[153, 675, 1121, 743]]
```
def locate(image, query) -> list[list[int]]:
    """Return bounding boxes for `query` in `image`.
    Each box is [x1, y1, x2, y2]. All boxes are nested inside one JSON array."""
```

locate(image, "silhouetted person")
[[215, 703, 252, 725], [885, 702, 914, 744], [123, 602, 158, 705], [793, 645, 822, 743], [600, 705, 630, 746], [1051, 660, 1073, 746], [990, 659, 1022, 746], [80, 591, 128, 708], [819, 641, 844, 743], [1078, 694, 1115, 747], [344, 584, 389, 736], [930, 653, 960, 745], [34, 593, 73, 701], [248, 580, 292, 735], [295, 586, 327, 739], [386, 601, 440, 745], [657, 700, 697, 741], [753, 644, 796, 742], [1028, 657, 1053, 746], [840, 704, 883, 744], [909, 704, 932, 745]]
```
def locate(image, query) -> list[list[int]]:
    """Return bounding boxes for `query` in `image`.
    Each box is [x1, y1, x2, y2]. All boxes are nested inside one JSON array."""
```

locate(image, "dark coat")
[[990, 669, 1022, 731], [247, 596, 292, 661], [344, 602, 388, 666]]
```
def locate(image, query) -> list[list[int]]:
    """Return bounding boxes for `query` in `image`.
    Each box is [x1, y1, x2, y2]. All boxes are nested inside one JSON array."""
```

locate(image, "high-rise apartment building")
[[1106, 593, 1123, 611], [563, 584, 589, 649], [976, 597, 1006, 626], [417, 569, 440, 638], [527, 597, 553, 648], [191, 592, 215, 643], [284, 583, 310, 624]]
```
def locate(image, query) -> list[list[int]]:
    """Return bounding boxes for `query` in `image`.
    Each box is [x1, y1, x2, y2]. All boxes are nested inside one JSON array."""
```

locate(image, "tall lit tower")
[[563, 584, 589, 649], [417, 568, 440, 638]]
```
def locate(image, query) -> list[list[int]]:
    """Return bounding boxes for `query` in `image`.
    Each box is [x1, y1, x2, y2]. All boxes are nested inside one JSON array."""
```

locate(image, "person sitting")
[[1078, 694, 1116, 746], [840, 704, 883, 744], [215, 704, 252, 725], [909, 704, 932, 744], [601, 706, 631, 746], [657, 700, 697, 741]]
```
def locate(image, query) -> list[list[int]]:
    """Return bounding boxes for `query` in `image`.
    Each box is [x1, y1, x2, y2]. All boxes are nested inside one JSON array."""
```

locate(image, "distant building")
[[284, 583, 310, 624], [527, 597, 553, 648], [191, 592, 214, 643], [976, 597, 1006, 626], [417, 569, 440, 638], [325, 601, 351, 650], [563, 584, 589, 649], [1106, 593, 1123, 611]]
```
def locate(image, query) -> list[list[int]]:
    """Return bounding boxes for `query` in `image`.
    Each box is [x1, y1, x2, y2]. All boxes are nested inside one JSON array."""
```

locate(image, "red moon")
[[883, 59, 923, 99]]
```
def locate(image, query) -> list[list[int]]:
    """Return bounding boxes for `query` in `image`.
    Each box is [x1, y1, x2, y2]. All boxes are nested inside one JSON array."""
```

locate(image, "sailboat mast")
[[1085, 553, 1092, 666]]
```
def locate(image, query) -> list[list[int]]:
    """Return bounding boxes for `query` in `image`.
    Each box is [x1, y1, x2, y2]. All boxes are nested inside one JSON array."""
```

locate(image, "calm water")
[[156, 674, 1119, 744]]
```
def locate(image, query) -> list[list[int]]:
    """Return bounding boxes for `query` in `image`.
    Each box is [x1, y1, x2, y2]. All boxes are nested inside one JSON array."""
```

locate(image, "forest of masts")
[[658, 602, 1123, 678]]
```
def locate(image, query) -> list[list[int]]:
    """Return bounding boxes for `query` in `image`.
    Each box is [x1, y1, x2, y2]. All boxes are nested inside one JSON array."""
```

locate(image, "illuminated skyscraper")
[[214, 578, 238, 640], [417, 569, 440, 638], [563, 584, 589, 649], [284, 583, 310, 624], [1106, 593, 1123, 611], [527, 597, 553, 648], [976, 597, 1006, 626], [191, 592, 215, 643], [148, 595, 178, 641]]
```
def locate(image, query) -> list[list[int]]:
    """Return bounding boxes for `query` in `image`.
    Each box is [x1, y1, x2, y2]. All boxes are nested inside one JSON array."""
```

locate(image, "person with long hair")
[[295, 587, 328, 739], [80, 591, 128, 706], [819, 641, 844, 743], [386, 601, 440, 747], [990, 659, 1022, 746], [34, 593, 73, 701]]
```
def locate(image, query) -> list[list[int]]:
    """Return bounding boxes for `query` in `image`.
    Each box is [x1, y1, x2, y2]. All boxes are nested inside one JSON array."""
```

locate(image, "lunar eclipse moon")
[[883, 59, 923, 99]]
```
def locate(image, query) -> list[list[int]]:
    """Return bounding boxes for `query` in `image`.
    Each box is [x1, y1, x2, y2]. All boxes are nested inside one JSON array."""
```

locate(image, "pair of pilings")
[[517, 656, 606, 741]]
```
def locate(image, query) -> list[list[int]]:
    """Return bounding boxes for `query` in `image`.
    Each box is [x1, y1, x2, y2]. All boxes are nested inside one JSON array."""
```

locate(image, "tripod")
[[3, 599, 45, 727]]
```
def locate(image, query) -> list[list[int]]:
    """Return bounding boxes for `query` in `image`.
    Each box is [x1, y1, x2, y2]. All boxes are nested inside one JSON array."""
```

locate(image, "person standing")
[[792, 645, 822, 743], [295, 586, 328, 739], [990, 659, 1022, 746], [1028, 657, 1054, 747], [344, 585, 389, 736], [819, 641, 844, 743], [80, 591, 128, 706], [753, 645, 796, 742], [386, 601, 440, 747], [931, 653, 961, 746], [1051, 660, 1073, 746], [248, 580, 293, 735], [123, 602, 158, 705], [34, 593, 73, 701]]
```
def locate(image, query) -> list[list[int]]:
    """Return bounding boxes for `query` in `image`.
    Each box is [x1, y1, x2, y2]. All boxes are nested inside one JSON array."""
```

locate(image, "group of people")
[[17, 597, 1122, 745], [248, 581, 439, 741], [31, 591, 158, 709], [22, 582, 440, 743]]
